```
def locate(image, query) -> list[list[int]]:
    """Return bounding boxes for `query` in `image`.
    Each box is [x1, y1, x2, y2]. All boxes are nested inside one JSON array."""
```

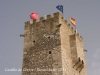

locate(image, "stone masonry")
[[20, 12, 87, 75]]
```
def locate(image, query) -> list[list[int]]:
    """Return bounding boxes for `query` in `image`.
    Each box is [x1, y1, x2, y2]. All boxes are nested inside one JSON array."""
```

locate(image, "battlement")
[[24, 12, 83, 40], [67, 24, 83, 41], [25, 12, 62, 24], [76, 33, 83, 41]]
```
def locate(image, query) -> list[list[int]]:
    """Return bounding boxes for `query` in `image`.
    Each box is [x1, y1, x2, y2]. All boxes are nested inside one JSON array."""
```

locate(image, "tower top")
[[24, 12, 83, 41]]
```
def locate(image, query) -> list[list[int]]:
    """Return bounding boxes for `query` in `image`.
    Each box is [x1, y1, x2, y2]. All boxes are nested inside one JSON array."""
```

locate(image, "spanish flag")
[[70, 17, 76, 26]]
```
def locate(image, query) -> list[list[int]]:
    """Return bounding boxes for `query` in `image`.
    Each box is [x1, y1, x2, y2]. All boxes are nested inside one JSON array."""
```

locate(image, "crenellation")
[[47, 15, 52, 19], [76, 33, 83, 41], [24, 21, 32, 30], [33, 19, 37, 24], [67, 24, 75, 33], [25, 22, 27, 25], [76, 33, 79, 37], [53, 12, 59, 17], [75, 30, 77, 33], [73, 29, 76, 34], [36, 21, 40, 25], [60, 17, 65, 24], [50, 18, 54, 29], [69, 24, 73, 29], [27, 21, 31, 24], [24, 23, 29, 30], [70, 26, 74, 31], [64, 20, 68, 25], [53, 12, 63, 18], [40, 17, 45, 21], [68, 24, 71, 27]]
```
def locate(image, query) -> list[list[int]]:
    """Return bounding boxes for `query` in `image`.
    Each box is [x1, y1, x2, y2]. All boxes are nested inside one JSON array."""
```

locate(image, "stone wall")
[[21, 12, 87, 75]]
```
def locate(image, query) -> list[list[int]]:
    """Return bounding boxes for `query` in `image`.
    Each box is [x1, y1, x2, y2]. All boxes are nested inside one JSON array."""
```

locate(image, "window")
[[49, 51, 51, 54], [33, 40, 35, 43]]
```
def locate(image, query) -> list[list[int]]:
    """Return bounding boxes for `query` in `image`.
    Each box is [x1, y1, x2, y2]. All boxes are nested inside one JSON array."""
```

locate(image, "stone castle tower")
[[20, 12, 87, 75]]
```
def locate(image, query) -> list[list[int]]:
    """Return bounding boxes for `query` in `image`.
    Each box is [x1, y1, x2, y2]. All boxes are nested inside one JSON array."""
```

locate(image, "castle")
[[20, 12, 87, 75]]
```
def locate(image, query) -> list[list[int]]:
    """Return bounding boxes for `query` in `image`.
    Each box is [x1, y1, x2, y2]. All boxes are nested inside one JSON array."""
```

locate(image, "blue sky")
[[0, 0, 100, 75]]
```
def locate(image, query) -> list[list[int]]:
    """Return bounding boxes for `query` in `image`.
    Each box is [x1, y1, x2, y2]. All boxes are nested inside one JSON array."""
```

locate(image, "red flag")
[[30, 12, 38, 20], [70, 17, 76, 26]]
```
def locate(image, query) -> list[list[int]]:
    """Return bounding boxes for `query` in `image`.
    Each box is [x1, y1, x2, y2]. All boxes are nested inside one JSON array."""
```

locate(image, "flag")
[[56, 5, 63, 13], [30, 12, 38, 20], [70, 17, 76, 26]]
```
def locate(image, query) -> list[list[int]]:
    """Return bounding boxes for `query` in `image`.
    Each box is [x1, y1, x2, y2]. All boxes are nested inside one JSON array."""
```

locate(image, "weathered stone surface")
[[21, 12, 87, 75]]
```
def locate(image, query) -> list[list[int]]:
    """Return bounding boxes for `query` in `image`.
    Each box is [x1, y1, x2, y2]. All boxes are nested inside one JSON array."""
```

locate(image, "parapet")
[[76, 33, 83, 41], [53, 12, 63, 18], [70, 33, 83, 42], [66, 23, 83, 41], [40, 17, 45, 21], [24, 12, 83, 41], [24, 12, 63, 24], [47, 15, 52, 19], [25, 21, 30, 25]]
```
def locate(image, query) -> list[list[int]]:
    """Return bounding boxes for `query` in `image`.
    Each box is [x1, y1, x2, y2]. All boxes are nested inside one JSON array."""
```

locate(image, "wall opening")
[[48, 36, 50, 38], [33, 40, 35, 43], [49, 51, 51, 54]]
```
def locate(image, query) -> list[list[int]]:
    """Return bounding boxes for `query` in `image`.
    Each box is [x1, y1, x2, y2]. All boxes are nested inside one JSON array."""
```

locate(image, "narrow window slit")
[[49, 51, 51, 54], [33, 40, 35, 43], [48, 36, 50, 38]]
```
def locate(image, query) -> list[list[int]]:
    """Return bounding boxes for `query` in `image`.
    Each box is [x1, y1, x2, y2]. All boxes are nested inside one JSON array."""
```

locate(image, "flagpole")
[[75, 26, 77, 34]]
